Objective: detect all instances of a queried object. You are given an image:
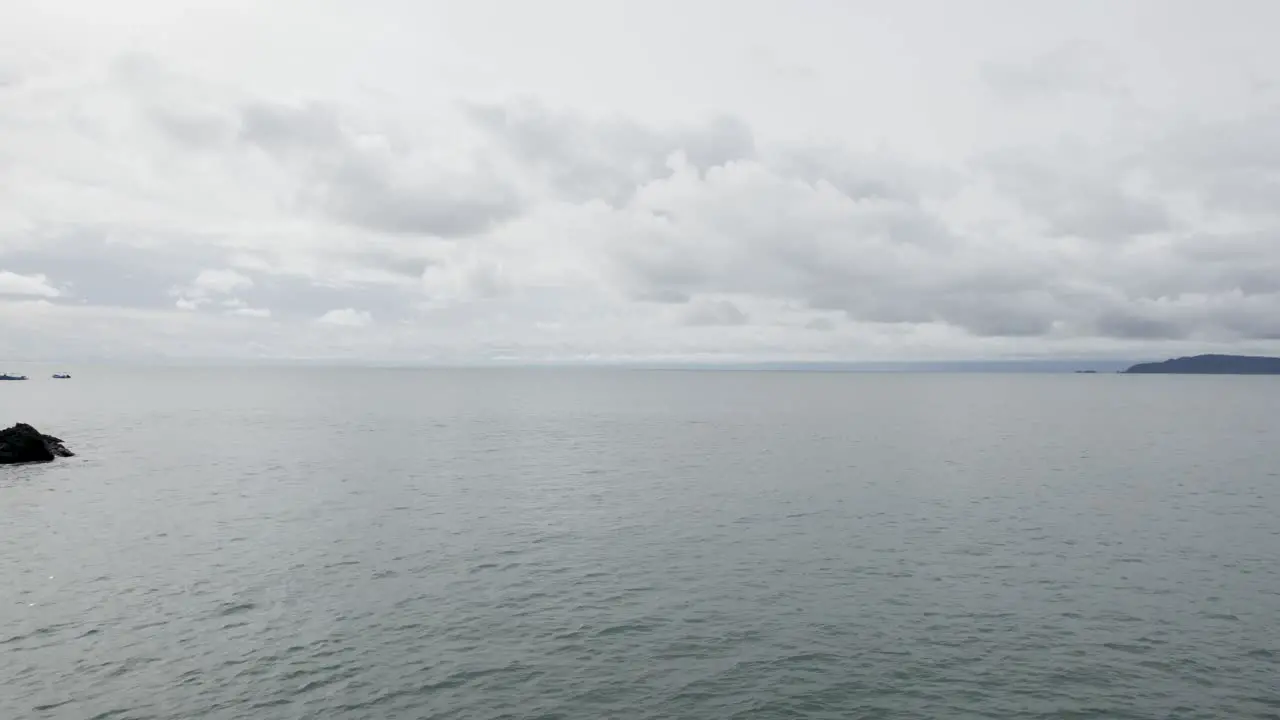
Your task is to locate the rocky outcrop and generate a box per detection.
[0,424,75,464]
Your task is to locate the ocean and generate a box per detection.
[2,368,1278,719]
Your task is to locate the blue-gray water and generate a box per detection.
[3,369,1279,719]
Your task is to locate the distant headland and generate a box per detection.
[1123,354,1280,374]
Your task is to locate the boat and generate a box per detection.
[52,373,71,379]
[0,373,29,381]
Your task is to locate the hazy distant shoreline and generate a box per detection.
[0,359,1138,373]
[9,355,1280,374]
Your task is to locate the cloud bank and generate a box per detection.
[4,1,1280,362]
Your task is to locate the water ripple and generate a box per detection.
[3,370,1280,718]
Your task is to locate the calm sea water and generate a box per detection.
[2,368,1279,719]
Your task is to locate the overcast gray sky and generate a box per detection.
[4,0,1280,362]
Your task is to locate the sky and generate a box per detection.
[3,0,1280,363]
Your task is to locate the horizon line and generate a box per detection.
[11,353,1277,371]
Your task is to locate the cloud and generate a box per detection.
[983,42,1128,102]
[316,308,372,327]
[419,250,511,306]
[805,317,837,332]
[587,154,997,330]
[683,298,749,327]
[1146,108,1280,219]
[170,268,254,309]
[5,3,1280,362]
[467,100,756,205]
[0,270,60,297]
[980,144,1172,239]
[191,269,253,295]
[237,100,522,237]
[228,306,271,318]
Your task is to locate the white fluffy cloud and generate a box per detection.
[170,268,253,310]
[191,269,252,296]
[316,308,372,328]
[4,1,1280,362]
[228,306,271,319]
[0,271,60,297]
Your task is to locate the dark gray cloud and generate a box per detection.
[598,156,1032,335]
[804,280,1062,338]
[574,119,1280,344]
[683,298,748,327]
[353,252,427,280]
[318,152,520,238]
[0,226,228,309]
[1094,311,1188,340]
[239,101,346,153]
[152,109,237,148]
[238,100,522,237]
[109,69,523,239]
[0,225,423,323]
[805,317,836,332]
[1088,290,1280,342]
[111,52,241,150]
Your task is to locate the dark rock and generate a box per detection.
[0,423,75,465]
[1124,354,1280,374]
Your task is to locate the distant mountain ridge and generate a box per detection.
[1124,354,1280,374]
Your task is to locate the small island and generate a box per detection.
[1123,354,1280,374]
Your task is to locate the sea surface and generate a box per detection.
[2,368,1279,719]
